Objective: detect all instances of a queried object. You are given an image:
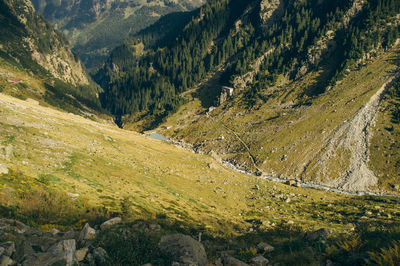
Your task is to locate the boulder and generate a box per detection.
[61,231,77,240]
[100,217,122,230]
[0,242,15,257]
[158,234,207,266]
[79,223,96,244]
[306,228,329,241]
[256,242,274,253]
[49,229,60,236]
[75,247,88,262]
[47,240,76,266]
[0,255,14,266]
[250,256,269,266]
[0,219,32,235]
[92,247,109,266]
[0,164,8,175]
[221,255,249,266]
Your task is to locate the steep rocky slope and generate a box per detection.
[0,0,105,118]
[0,0,89,85]
[31,0,205,68]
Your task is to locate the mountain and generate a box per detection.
[31,0,206,69]
[1,0,400,264]
[0,0,105,117]
[96,0,400,193]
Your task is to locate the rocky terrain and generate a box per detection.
[1,0,89,86]
[0,0,105,118]
[0,217,366,266]
[0,0,399,265]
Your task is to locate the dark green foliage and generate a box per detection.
[95,224,173,266]
[331,0,400,85]
[31,0,201,69]
[44,79,104,113]
[97,0,400,128]
[387,79,400,124]
[96,0,256,125]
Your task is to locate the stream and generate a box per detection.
[148,132,399,198]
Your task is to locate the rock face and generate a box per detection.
[158,234,208,266]
[47,239,76,266]
[260,0,283,25]
[1,0,89,86]
[79,223,96,244]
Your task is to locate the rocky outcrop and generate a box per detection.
[158,234,208,266]
[1,0,90,86]
[260,0,283,25]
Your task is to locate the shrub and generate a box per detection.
[368,241,400,266]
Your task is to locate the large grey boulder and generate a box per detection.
[221,255,249,266]
[47,240,76,266]
[100,217,122,230]
[79,223,96,246]
[158,234,207,266]
[256,242,274,253]
[250,256,269,266]
[306,228,329,241]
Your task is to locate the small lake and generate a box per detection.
[149,132,170,141]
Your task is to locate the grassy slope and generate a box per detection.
[157,44,400,193]
[0,91,399,238]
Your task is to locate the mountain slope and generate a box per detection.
[97,0,400,193]
[0,0,105,118]
[31,0,205,69]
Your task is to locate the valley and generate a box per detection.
[31,0,206,69]
[0,0,400,264]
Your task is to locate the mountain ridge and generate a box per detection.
[0,0,106,118]
[31,0,206,69]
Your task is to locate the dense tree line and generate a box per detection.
[332,0,400,84]
[96,0,400,126]
[96,0,256,121]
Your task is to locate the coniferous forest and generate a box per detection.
[94,0,400,128]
